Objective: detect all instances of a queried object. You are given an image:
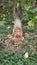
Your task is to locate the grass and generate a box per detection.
[0,23,37,65]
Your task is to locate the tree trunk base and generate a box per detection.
[7,27,24,45]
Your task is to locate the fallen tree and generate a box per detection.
[8,1,24,45]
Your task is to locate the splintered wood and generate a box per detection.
[12,27,24,44]
[7,18,24,44]
[8,27,24,44]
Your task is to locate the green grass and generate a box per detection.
[0,50,37,65]
[0,21,37,65]
[0,21,6,26]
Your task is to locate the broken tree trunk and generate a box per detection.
[8,1,24,45]
[12,2,24,44]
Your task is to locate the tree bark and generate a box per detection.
[7,1,24,45]
[12,1,24,44]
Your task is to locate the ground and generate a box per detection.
[0,25,37,65]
